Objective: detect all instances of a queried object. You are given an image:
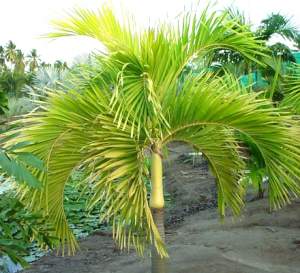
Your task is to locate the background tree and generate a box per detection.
[211,12,300,80]
[0,46,6,71]
[256,13,299,41]
[27,49,40,72]
[0,91,8,114]
[14,49,25,74]
[5,41,17,68]
[54,60,68,70]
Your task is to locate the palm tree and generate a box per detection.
[14,49,25,74]
[9,6,300,273]
[40,61,51,68]
[211,12,299,79]
[256,13,299,41]
[0,46,6,70]
[27,49,40,71]
[5,41,17,68]
[54,60,68,70]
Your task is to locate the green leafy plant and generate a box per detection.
[256,13,299,41]
[0,91,8,114]
[0,140,44,188]
[281,63,300,113]
[64,170,109,237]
[0,194,56,269]
[7,5,300,273]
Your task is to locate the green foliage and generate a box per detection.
[256,13,299,41]
[0,194,56,269]
[0,41,70,272]
[281,63,300,113]
[22,67,68,100]
[64,170,109,238]
[0,137,44,188]
[0,70,33,97]
[0,40,68,106]
[269,43,296,62]
[3,97,35,119]
[0,91,8,114]
[0,169,109,271]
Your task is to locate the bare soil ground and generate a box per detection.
[23,144,300,273]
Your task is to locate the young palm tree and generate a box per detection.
[9,6,300,273]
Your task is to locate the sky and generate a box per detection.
[1,0,300,64]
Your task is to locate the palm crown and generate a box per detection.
[9,6,300,258]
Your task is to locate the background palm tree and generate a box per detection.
[8,6,300,273]
[211,12,300,79]
[256,13,299,41]
[5,41,17,68]
[40,61,51,68]
[14,49,25,74]
[54,60,68,70]
[27,49,40,72]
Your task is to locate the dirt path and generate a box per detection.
[23,144,300,273]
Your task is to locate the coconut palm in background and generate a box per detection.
[8,6,300,273]
[5,41,17,67]
[14,50,26,74]
[27,49,40,72]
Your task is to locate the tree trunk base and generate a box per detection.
[151,208,167,273]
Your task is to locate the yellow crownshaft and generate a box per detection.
[150,144,164,209]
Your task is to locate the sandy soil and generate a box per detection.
[22,144,300,273]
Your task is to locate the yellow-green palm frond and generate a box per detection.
[281,63,300,113]
[163,74,300,212]
[8,84,166,256]
[49,5,139,54]
[164,125,246,216]
[6,87,110,254]
[177,7,266,63]
[82,114,166,256]
[48,5,269,139]
[49,5,267,101]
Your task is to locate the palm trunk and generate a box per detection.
[151,208,166,273]
[150,144,167,273]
